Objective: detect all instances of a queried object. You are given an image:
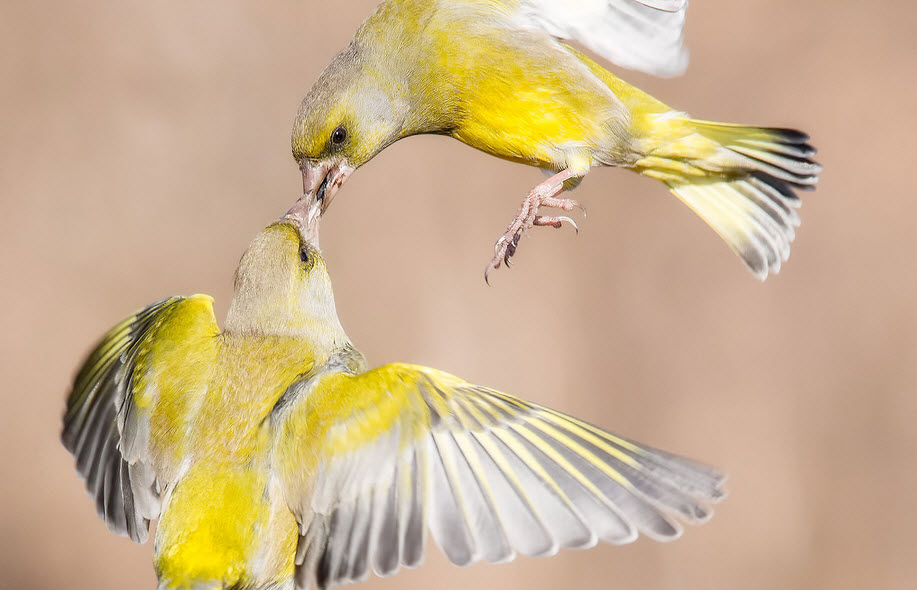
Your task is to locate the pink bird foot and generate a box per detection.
[485,169,585,284]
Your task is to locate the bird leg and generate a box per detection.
[485,168,585,283]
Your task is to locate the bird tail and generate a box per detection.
[633,116,821,279]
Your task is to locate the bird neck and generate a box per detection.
[223,307,350,357]
[223,283,351,359]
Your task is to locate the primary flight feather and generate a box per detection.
[291,0,820,280]
[62,207,725,590]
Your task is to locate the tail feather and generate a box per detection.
[636,118,821,279]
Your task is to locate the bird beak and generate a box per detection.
[301,159,355,215]
[283,193,322,249]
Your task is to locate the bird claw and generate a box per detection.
[574,201,587,219]
[485,232,521,284]
[484,259,499,286]
[541,196,586,218]
[565,216,580,233]
[483,169,586,284]
[533,215,578,234]
[505,233,520,266]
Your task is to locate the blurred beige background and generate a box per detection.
[2,1,915,589]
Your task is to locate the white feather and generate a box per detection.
[515,0,689,76]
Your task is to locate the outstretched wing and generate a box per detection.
[510,0,689,76]
[61,295,219,543]
[275,362,725,590]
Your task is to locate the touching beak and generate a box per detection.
[283,194,322,248]
[286,159,355,247]
[301,159,355,214]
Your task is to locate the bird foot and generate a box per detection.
[485,170,584,284]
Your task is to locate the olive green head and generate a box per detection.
[225,222,346,348]
[290,41,411,213]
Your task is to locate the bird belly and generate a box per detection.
[453,77,628,170]
[154,464,298,590]
[442,30,632,170]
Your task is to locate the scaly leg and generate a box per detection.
[485,168,585,283]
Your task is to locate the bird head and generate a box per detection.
[225,215,348,354]
[290,42,408,214]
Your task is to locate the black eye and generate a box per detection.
[300,249,309,264]
[330,126,347,146]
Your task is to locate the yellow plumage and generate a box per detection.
[291,0,820,279]
[62,218,725,590]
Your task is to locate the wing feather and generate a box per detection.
[61,295,218,543]
[346,491,373,583]
[450,431,514,563]
[371,470,400,576]
[467,429,555,556]
[279,363,725,589]
[513,0,690,76]
[403,444,428,567]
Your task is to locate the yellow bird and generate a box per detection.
[291,0,820,280]
[62,206,725,590]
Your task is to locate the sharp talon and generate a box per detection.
[485,259,502,285]
[493,236,506,257]
[559,216,578,233]
[533,215,578,232]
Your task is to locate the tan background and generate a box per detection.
[2,1,915,589]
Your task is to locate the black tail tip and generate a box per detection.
[767,127,811,144]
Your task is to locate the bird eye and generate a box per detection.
[300,249,310,264]
[330,126,347,146]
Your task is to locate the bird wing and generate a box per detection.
[61,295,220,543]
[275,362,725,590]
[507,0,689,76]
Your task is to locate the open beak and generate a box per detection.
[301,159,355,215]
[284,159,354,247]
[283,194,322,247]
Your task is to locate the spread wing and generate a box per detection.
[275,362,725,590]
[61,295,219,543]
[511,0,689,76]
